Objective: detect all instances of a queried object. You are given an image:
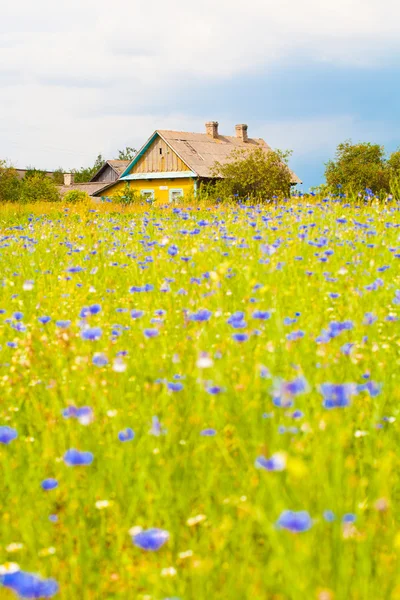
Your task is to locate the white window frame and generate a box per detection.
[140,189,155,201]
[169,188,184,203]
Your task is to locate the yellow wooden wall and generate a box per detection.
[132,137,190,173]
[98,177,195,203]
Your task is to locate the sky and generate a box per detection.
[1,0,399,190]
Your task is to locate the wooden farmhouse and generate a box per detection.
[93,122,301,202]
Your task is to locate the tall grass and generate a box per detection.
[0,199,399,599]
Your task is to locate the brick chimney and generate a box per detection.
[205,121,219,139]
[235,124,248,142]
[63,172,75,186]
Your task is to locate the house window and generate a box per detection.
[169,188,183,203]
[140,189,155,202]
[159,147,163,155]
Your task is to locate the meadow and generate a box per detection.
[0,198,399,599]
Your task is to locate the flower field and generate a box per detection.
[0,200,399,599]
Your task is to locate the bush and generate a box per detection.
[0,163,21,203]
[63,190,91,204]
[111,183,141,205]
[325,141,392,196]
[20,173,61,203]
[211,147,293,201]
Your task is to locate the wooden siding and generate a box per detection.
[132,136,190,173]
[92,164,118,183]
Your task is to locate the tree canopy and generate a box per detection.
[324,140,400,196]
[211,147,293,201]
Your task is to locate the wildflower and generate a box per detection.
[132,528,169,551]
[22,281,34,291]
[196,353,213,368]
[63,449,93,466]
[232,333,248,342]
[200,428,217,436]
[276,510,312,532]
[321,383,357,408]
[342,513,356,523]
[38,316,51,325]
[112,357,127,372]
[81,327,102,341]
[92,353,108,367]
[186,514,207,526]
[323,510,336,522]
[118,428,135,442]
[0,570,59,598]
[13,312,23,321]
[41,479,58,491]
[0,426,18,444]
[252,310,271,320]
[272,377,307,408]
[95,500,111,510]
[144,328,159,338]
[255,452,286,471]
[188,309,212,322]
[130,309,144,319]
[167,382,184,392]
[55,320,71,329]
[149,416,166,436]
[341,342,354,356]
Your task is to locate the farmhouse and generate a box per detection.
[93,122,301,202]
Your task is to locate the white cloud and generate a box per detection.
[0,0,399,169]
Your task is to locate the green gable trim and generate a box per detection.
[121,171,196,180]
[120,132,159,178]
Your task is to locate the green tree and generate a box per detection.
[211,147,293,201]
[117,146,136,161]
[20,173,60,203]
[63,190,91,203]
[325,141,390,196]
[388,149,400,177]
[74,154,104,183]
[0,161,21,203]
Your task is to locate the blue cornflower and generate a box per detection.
[188,309,212,322]
[144,328,159,338]
[66,266,84,273]
[276,510,312,533]
[167,382,184,392]
[252,310,271,320]
[131,309,144,319]
[342,513,356,523]
[341,343,354,356]
[321,383,357,408]
[0,570,59,598]
[132,528,169,551]
[55,320,71,329]
[118,428,135,442]
[272,377,307,408]
[41,478,58,491]
[168,245,179,256]
[200,428,217,436]
[92,353,108,367]
[0,426,18,444]
[89,304,101,314]
[232,333,248,342]
[81,327,102,341]
[255,453,286,471]
[13,311,24,321]
[149,416,166,436]
[63,448,93,466]
[323,510,336,522]
[38,316,51,325]
[207,385,223,395]
[357,380,381,397]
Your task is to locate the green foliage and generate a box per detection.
[111,182,140,205]
[20,173,61,203]
[52,168,65,185]
[74,154,104,183]
[63,190,91,204]
[324,140,392,195]
[0,162,21,203]
[117,146,137,161]
[211,147,293,201]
